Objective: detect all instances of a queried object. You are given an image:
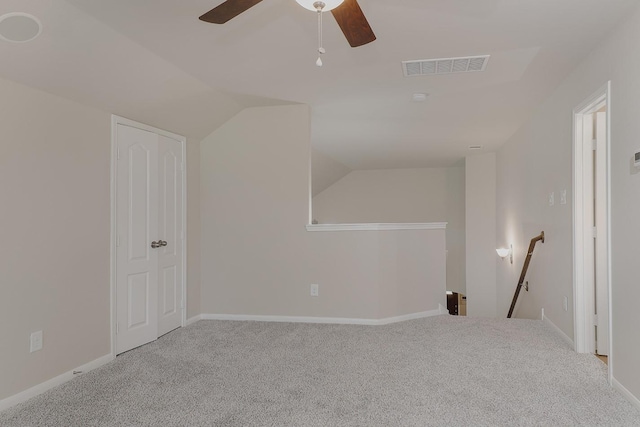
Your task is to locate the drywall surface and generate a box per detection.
[199,105,446,320]
[310,148,351,197]
[445,165,467,295]
[186,139,201,319]
[496,3,640,402]
[312,167,466,294]
[0,77,202,403]
[465,153,497,318]
[0,77,111,401]
[313,168,448,223]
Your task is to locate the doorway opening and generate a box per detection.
[573,82,612,382]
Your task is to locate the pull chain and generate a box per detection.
[315,2,326,66]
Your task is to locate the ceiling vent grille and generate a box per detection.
[402,55,490,77]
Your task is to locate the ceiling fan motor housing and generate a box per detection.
[296,0,345,12]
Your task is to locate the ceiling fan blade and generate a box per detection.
[331,0,376,48]
[199,0,264,24]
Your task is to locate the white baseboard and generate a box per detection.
[378,306,447,325]
[439,303,449,315]
[0,353,113,413]
[542,310,574,348]
[612,377,640,411]
[186,314,202,326]
[201,307,445,326]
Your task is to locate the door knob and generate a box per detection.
[151,241,162,249]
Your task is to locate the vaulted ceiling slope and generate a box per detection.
[0,0,289,141]
[2,1,637,166]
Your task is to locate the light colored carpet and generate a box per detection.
[2,315,639,426]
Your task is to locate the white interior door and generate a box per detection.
[573,85,611,365]
[594,112,609,356]
[116,124,159,354]
[115,122,185,354]
[158,134,183,337]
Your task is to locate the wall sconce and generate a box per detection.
[496,244,513,264]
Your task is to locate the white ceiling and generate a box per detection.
[1,0,637,168]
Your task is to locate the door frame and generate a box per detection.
[572,82,612,383]
[110,115,187,358]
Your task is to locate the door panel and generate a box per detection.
[128,272,150,328]
[161,266,177,316]
[157,134,183,336]
[128,144,152,261]
[116,124,159,354]
[162,151,178,257]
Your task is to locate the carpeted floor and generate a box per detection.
[2,315,639,426]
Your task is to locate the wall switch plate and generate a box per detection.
[310,284,319,297]
[30,331,43,353]
[548,192,555,206]
[560,190,567,205]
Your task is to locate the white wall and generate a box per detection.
[186,140,201,319]
[0,77,111,401]
[445,165,467,295]
[496,4,640,403]
[313,168,449,223]
[199,105,446,320]
[465,153,497,318]
[312,167,466,294]
[0,77,203,403]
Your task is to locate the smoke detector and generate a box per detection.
[402,55,490,77]
[0,13,42,43]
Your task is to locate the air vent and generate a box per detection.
[402,55,490,77]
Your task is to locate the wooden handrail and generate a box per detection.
[507,231,545,318]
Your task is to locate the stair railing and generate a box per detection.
[507,231,545,318]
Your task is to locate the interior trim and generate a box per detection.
[612,377,640,411]
[305,222,447,232]
[198,305,448,326]
[542,308,574,348]
[186,315,202,326]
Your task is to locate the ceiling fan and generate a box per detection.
[199,0,376,48]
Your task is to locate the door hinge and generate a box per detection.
[117,147,121,159]
[592,139,597,151]
[592,226,597,238]
[116,235,120,247]
[593,314,598,326]
[181,162,184,172]
[116,322,119,335]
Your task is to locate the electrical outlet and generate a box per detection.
[310,284,319,297]
[563,296,568,312]
[548,192,555,206]
[30,331,43,353]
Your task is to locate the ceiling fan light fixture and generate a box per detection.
[296,0,345,12]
